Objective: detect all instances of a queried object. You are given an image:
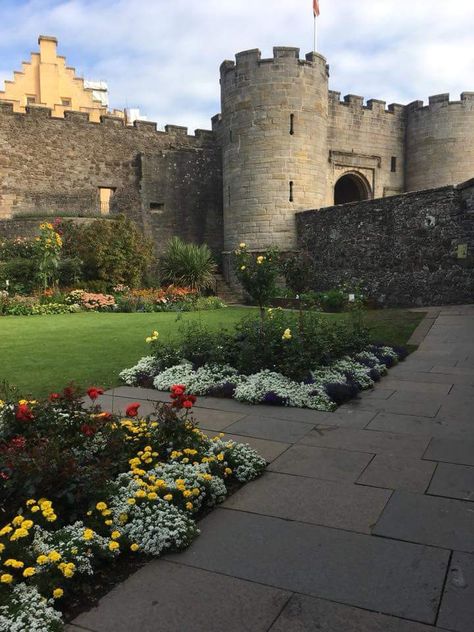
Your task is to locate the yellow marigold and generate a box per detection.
[48,551,61,562]
[83,529,95,541]
[23,567,36,578]
[217,453,225,461]
[225,468,233,475]
[130,543,139,552]
[53,588,64,599]
[192,488,201,496]
[30,506,40,513]
[12,516,24,527]
[0,525,12,536]
[22,520,33,530]
[10,528,28,541]
[26,499,36,507]
[105,520,113,526]
[182,490,192,498]
[101,509,112,516]
[0,574,13,584]
[111,531,121,540]
[63,567,74,578]
[0,543,4,553]
[108,541,119,551]
[147,492,158,501]
[4,559,24,568]
[45,514,57,522]
[18,399,28,406]
[36,555,49,565]
[163,494,173,502]
[127,498,136,505]
[185,502,193,511]
[135,490,146,498]
[96,502,107,511]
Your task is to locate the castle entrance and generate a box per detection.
[334,173,371,205]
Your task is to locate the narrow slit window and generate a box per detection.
[289,113,295,135]
[228,186,231,205]
[229,129,233,142]
[289,181,294,202]
[391,156,397,173]
[61,98,71,107]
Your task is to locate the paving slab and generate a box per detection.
[168,508,449,624]
[200,430,290,463]
[299,426,430,458]
[188,406,246,430]
[373,491,474,552]
[225,415,315,443]
[357,388,396,400]
[357,454,436,492]
[73,560,290,632]
[380,378,452,395]
[430,366,474,379]
[367,412,474,439]
[423,438,474,466]
[384,370,472,386]
[268,444,373,482]
[108,386,169,401]
[344,392,443,418]
[427,463,474,501]
[317,408,377,428]
[223,471,390,534]
[270,594,445,632]
[438,552,474,632]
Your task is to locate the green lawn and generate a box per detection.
[0,307,424,398]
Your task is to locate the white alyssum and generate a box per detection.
[207,439,267,481]
[332,358,375,389]
[153,362,195,391]
[119,355,161,385]
[0,583,63,632]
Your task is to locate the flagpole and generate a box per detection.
[313,14,317,52]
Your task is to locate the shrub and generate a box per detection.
[234,243,280,317]
[0,237,37,261]
[0,259,38,294]
[57,257,83,286]
[318,288,347,312]
[61,215,154,288]
[159,237,217,292]
[280,251,313,295]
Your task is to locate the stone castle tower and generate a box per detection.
[215,47,474,257]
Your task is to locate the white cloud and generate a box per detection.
[0,0,473,130]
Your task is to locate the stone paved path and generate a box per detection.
[68,305,474,632]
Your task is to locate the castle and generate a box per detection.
[0,38,473,304]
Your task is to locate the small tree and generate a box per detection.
[234,243,280,319]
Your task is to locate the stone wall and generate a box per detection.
[327,93,406,202]
[296,181,474,307]
[0,104,222,254]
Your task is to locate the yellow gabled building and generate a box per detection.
[0,35,124,123]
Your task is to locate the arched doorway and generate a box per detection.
[334,172,371,205]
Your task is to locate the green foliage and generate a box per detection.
[61,215,154,288]
[0,237,37,261]
[280,251,313,295]
[318,288,348,312]
[58,257,83,286]
[233,243,280,315]
[159,237,217,291]
[0,259,38,294]
[35,221,63,290]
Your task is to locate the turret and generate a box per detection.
[219,47,329,253]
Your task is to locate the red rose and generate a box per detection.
[87,387,104,401]
[182,400,193,409]
[16,404,34,422]
[125,403,140,418]
[49,393,61,401]
[80,424,96,437]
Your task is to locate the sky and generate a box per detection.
[0,0,473,132]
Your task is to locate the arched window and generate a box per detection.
[334,172,371,205]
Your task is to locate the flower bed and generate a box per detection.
[0,386,265,630]
[119,310,406,411]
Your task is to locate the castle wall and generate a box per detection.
[219,47,329,253]
[327,94,406,202]
[296,181,474,307]
[0,104,222,254]
[406,93,474,192]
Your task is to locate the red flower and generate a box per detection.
[87,387,104,401]
[49,392,61,401]
[16,404,34,422]
[182,400,193,409]
[9,436,26,450]
[98,411,113,421]
[125,403,140,418]
[80,424,96,437]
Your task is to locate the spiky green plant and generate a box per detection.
[159,237,217,292]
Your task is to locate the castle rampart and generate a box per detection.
[406,93,474,192]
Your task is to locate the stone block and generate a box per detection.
[373,490,474,552]
[168,509,449,623]
[438,552,474,632]
[268,444,373,482]
[357,454,436,492]
[226,415,315,443]
[423,438,474,466]
[73,560,290,632]
[224,471,390,533]
[427,463,474,501]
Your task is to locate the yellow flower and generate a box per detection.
[96,502,107,511]
[152,331,159,338]
[163,494,173,502]
[10,528,28,541]
[53,588,64,599]
[256,255,265,264]
[22,520,33,530]
[130,543,139,552]
[48,551,61,562]
[4,559,24,568]
[71,547,78,555]
[111,531,121,540]
[101,509,112,516]
[12,516,24,527]
[147,492,158,501]
[108,541,119,551]
[217,453,225,461]
[127,498,136,505]
[119,513,128,524]
[145,337,153,343]
[0,400,4,408]
[0,525,12,536]
[0,574,13,584]
[225,468,233,475]
[282,328,292,340]
[0,543,4,553]
[46,514,57,522]
[182,490,192,498]
[239,242,246,249]
[185,502,193,511]
[105,520,113,526]
[31,506,40,513]
[18,399,28,406]
[23,567,36,578]
[25,499,36,507]
[36,555,48,565]
[240,265,246,271]
[63,567,74,578]
[83,529,95,541]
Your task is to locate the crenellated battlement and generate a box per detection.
[0,100,215,142]
[328,92,405,117]
[220,47,328,77]
[407,92,474,113]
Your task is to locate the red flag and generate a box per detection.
[313,0,320,17]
